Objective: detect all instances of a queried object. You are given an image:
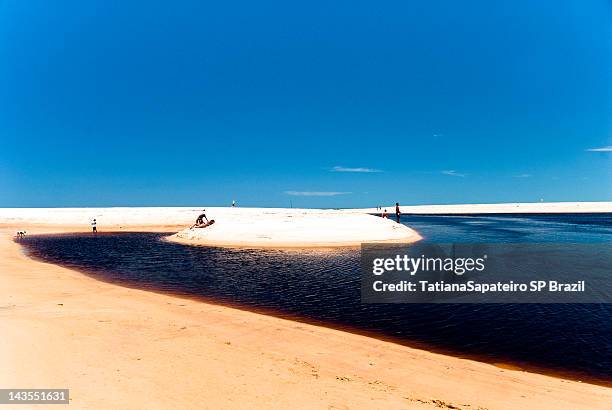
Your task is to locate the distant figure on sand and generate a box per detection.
[232,200,236,207]
[91,218,97,233]
[382,209,388,219]
[395,202,401,223]
[16,230,26,239]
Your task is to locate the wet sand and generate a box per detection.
[1,224,611,409]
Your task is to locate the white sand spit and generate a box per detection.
[0,207,421,247]
[169,209,420,247]
[357,201,612,215]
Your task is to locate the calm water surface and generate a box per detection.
[20,213,612,384]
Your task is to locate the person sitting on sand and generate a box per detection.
[191,210,210,228]
[196,210,208,225]
[382,209,388,219]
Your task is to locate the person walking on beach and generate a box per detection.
[232,200,236,207]
[395,202,401,223]
[91,218,97,233]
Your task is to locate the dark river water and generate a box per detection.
[19,213,612,385]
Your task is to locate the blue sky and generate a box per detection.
[1,0,610,207]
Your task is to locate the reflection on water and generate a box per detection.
[20,213,612,385]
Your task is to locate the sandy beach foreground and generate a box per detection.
[1,220,611,409]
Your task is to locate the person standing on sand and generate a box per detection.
[91,218,97,233]
[395,202,401,223]
[232,200,236,207]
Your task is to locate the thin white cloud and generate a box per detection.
[441,170,467,177]
[514,173,532,178]
[331,166,382,173]
[285,191,351,197]
[586,146,612,152]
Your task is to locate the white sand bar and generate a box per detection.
[358,201,612,215]
[0,207,421,247]
[169,209,420,247]
[1,201,609,247]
